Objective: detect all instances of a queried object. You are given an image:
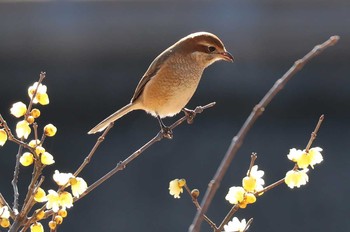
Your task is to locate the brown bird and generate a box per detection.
[88,32,233,137]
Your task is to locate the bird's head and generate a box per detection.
[174,32,234,67]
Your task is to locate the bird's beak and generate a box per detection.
[219,51,234,62]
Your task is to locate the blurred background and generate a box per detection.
[0,0,349,231]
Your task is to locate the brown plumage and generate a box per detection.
[88,32,233,135]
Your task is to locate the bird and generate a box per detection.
[88,32,233,137]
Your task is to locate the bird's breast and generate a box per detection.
[141,56,204,117]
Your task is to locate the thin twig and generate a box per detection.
[223,115,324,230]
[0,115,35,153]
[22,205,46,231]
[21,176,45,219]
[217,204,240,231]
[9,72,47,232]
[9,163,44,232]
[40,134,46,146]
[305,115,324,152]
[75,102,215,201]
[216,154,257,231]
[12,145,23,215]
[0,71,45,150]
[73,122,115,177]
[25,72,46,119]
[0,193,15,219]
[189,35,339,232]
[257,178,285,195]
[8,72,46,220]
[40,103,216,221]
[257,115,325,193]
[0,114,34,212]
[21,164,44,217]
[19,176,45,232]
[243,218,254,232]
[56,123,114,193]
[33,123,38,142]
[247,153,257,177]
[183,185,217,230]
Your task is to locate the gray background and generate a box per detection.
[0,1,349,231]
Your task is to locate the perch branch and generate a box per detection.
[189,35,339,232]
[41,102,216,220]
[75,102,215,200]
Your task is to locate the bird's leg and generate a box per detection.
[157,115,173,139]
[182,108,196,124]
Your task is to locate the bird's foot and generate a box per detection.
[161,126,173,139]
[182,108,196,124]
[156,115,173,139]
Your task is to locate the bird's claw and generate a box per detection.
[182,108,196,124]
[161,127,173,139]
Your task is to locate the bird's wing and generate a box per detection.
[131,49,173,102]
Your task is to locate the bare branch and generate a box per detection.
[217,204,240,232]
[25,72,46,119]
[74,102,215,201]
[244,218,254,232]
[12,145,24,215]
[183,185,217,230]
[189,35,339,232]
[7,72,47,232]
[0,115,35,153]
[39,103,216,222]
[20,177,45,231]
[21,163,44,218]
[305,114,324,152]
[33,123,38,142]
[73,122,115,177]
[247,153,257,177]
[10,164,44,232]
[21,176,45,218]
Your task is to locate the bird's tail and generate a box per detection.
[88,102,140,134]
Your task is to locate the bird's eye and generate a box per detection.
[207,46,216,53]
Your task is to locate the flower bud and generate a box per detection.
[54,215,63,225]
[48,221,57,230]
[44,124,57,137]
[30,222,44,232]
[30,108,41,118]
[191,189,200,199]
[58,209,68,218]
[178,179,186,187]
[35,210,45,220]
[26,116,35,124]
[0,218,10,228]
